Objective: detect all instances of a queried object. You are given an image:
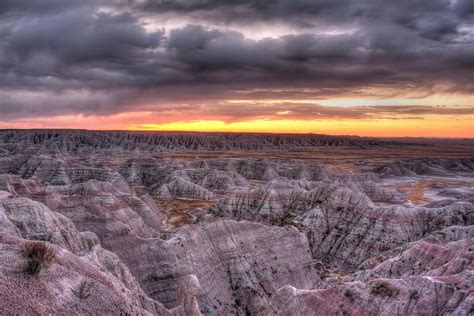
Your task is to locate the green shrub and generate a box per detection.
[371,280,398,298]
[344,289,356,303]
[22,242,55,276]
[409,289,420,300]
[24,258,42,275]
[72,280,92,299]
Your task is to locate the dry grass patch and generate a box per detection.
[154,198,217,229]
[152,143,474,165]
[22,242,55,276]
[386,178,472,205]
[324,163,358,174]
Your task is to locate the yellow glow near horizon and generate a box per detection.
[128,115,474,138]
[1,103,472,137]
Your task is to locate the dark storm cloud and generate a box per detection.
[8,11,162,63]
[193,103,474,122]
[453,0,474,17]
[139,0,472,33]
[0,0,472,119]
[0,0,94,15]
[139,0,359,26]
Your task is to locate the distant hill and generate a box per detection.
[0,129,433,152]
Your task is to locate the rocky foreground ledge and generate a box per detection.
[0,130,472,315]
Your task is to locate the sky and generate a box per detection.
[0,0,473,137]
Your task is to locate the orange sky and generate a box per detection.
[2,92,472,137]
[3,90,473,136]
[2,112,472,138]
[2,1,473,138]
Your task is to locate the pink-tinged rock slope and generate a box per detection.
[0,130,472,315]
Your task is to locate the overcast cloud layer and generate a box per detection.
[0,0,473,122]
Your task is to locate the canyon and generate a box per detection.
[0,130,472,315]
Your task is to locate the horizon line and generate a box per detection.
[1,128,473,140]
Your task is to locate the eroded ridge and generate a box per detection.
[0,130,472,315]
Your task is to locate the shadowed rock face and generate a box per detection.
[103,219,315,314]
[0,129,425,153]
[0,197,198,315]
[0,130,473,315]
[375,158,474,177]
[271,225,474,315]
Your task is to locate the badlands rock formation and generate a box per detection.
[0,129,417,152]
[0,130,472,315]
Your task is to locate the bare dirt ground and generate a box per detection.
[384,178,474,204]
[152,141,474,172]
[154,199,217,230]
